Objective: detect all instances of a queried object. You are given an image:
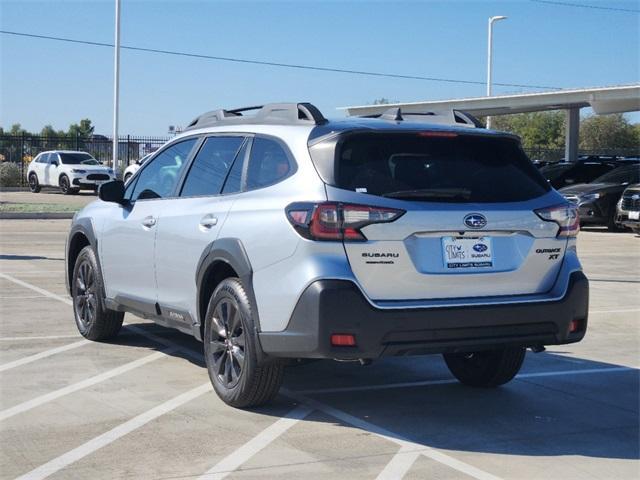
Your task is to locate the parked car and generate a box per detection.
[65,103,588,408]
[616,184,640,233]
[27,151,115,195]
[540,161,618,190]
[559,164,640,230]
[123,153,152,184]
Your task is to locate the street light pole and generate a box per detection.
[112,0,121,174]
[486,15,507,129]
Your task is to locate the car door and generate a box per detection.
[99,138,198,313]
[32,153,48,181]
[154,135,248,323]
[43,153,60,186]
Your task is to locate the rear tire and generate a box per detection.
[443,347,526,387]
[71,246,124,341]
[28,173,41,193]
[204,278,283,408]
[607,210,621,232]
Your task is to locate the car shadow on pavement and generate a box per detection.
[0,254,64,261]
[112,321,639,462]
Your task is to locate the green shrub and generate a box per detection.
[0,162,23,187]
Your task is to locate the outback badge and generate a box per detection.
[464,213,487,229]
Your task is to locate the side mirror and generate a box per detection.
[98,180,126,205]
[51,161,58,167]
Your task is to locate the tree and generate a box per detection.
[10,123,27,135]
[67,119,94,139]
[579,114,639,151]
[490,112,565,150]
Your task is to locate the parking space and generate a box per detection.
[1,219,638,480]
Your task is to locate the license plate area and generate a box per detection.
[629,211,639,220]
[442,236,493,269]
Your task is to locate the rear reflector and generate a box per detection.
[331,333,356,347]
[569,319,582,334]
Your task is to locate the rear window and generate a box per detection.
[317,132,550,203]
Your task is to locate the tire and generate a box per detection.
[71,245,124,341]
[607,210,621,232]
[59,174,78,195]
[204,278,283,408]
[28,173,41,193]
[443,347,526,387]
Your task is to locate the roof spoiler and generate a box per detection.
[359,107,483,128]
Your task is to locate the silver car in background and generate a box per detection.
[65,103,588,408]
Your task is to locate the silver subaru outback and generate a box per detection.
[65,103,588,408]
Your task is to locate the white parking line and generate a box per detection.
[0,272,72,306]
[197,404,314,480]
[0,335,80,341]
[15,382,213,480]
[296,366,638,395]
[0,339,89,373]
[283,389,502,480]
[0,348,175,422]
[590,308,640,314]
[376,446,420,480]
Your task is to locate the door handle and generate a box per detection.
[142,216,157,228]
[199,214,218,229]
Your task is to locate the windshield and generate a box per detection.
[59,153,99,165]
[592,165,640,184]
[322,132,550,203]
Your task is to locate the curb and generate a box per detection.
[0,212,75,220]
[0,187,31,192]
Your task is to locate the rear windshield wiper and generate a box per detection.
[381,188,472,200]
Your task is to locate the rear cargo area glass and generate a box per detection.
[332,133,550,202]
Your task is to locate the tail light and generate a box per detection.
[535,204,580,237]
[286,202,405,241]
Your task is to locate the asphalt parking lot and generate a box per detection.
[1,219,638,480]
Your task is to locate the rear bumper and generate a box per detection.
[259,271,589,359]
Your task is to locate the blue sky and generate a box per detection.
[1,0,639,135]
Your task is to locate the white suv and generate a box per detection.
[65,103,589,408]
[28,151,115,194]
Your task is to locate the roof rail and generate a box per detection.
[185,102,327,131]
[360,107,482,128]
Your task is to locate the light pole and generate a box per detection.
[486,15,507,129]
[112,0,121,174]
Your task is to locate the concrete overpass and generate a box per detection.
[343,84,640,162]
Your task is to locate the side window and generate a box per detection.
[245,137,293,190]
[37,153,48,163]
[131,138,197,201]
[180,136,245,197]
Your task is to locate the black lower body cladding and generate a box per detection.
[259,272,589,360]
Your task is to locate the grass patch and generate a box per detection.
[0,202,80,213]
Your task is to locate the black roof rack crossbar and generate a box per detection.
[358,107,482,128]
[185,102,327,131]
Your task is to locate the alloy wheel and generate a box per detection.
[209,299,246,389]
[74,260,97,330]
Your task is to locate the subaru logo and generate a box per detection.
[473,243,488,252]
[464,213,487,229]
[632,194,640,200]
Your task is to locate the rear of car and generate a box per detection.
[261,123,588,362]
